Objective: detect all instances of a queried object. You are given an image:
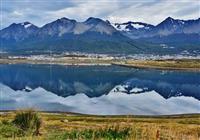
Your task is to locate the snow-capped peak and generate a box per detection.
[111,23,130,31]
[24,23,32,28]
[131,23,144,29]
[21,22,33,28]
[112,21,153,32]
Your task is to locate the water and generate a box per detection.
[0,64,199,115]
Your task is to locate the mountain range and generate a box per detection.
[0,17,199,55]
[112,17,200,38]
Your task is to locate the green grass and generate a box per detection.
[46,127,131,140]
[0,111,199,140]
[115,59,200,71]
[0,122,23,138]
[12,109,42,136]
[0,110,42,139]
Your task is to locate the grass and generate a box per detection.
[46,127,131,140]
[0,121,23,138]
[0,111,199,140]
[0,110,42,139]
[12,109,42,136]
[114,59,200,71]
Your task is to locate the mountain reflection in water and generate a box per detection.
[0,64,199,100]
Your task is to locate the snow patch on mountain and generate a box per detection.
[130,87,143,93]
[111,23,130,31]
[24,23,32,28]
[132,23,144,29]
[112,21,154,32]
[20,22,33,28]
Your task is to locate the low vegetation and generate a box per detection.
[12,109,42,136]
[0,109,41,139]
[0,110,199,140]
[116,59,200,71]
[46,127,131,140]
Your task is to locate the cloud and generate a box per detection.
[1,0,199,29]
[1,0,74,28]
[12,11,23,16]
[107,0,200,25]
[46,0,122,22]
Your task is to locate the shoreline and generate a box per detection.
[0,110,199,118]
[112,62,200,72]
[0,57,200,71]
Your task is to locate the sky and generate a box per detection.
[0,0,199,29]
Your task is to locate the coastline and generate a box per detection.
[0,57,200,71]
[112,62,200,72]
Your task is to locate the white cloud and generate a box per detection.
[46,0,199,25]
[47,0,121,22]
[12,11,23,16]
[107,0,200,25]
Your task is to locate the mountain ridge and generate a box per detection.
[113,17,200,38]
[1,17,146,55]
[0,17,199,55]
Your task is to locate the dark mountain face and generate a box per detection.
[1,17,119,41]
[37,18,77,37]
[84,17,117,35]
[0,17,118,42]
[0,22,39,42]
[85,17,103,25]
[36,17,117,38]
[154,17,200,36]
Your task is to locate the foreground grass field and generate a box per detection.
[0,111,199,140]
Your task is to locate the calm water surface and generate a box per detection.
[0,64,199,115]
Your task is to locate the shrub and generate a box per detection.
[12,109,42,136]
[1,119,10,125]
